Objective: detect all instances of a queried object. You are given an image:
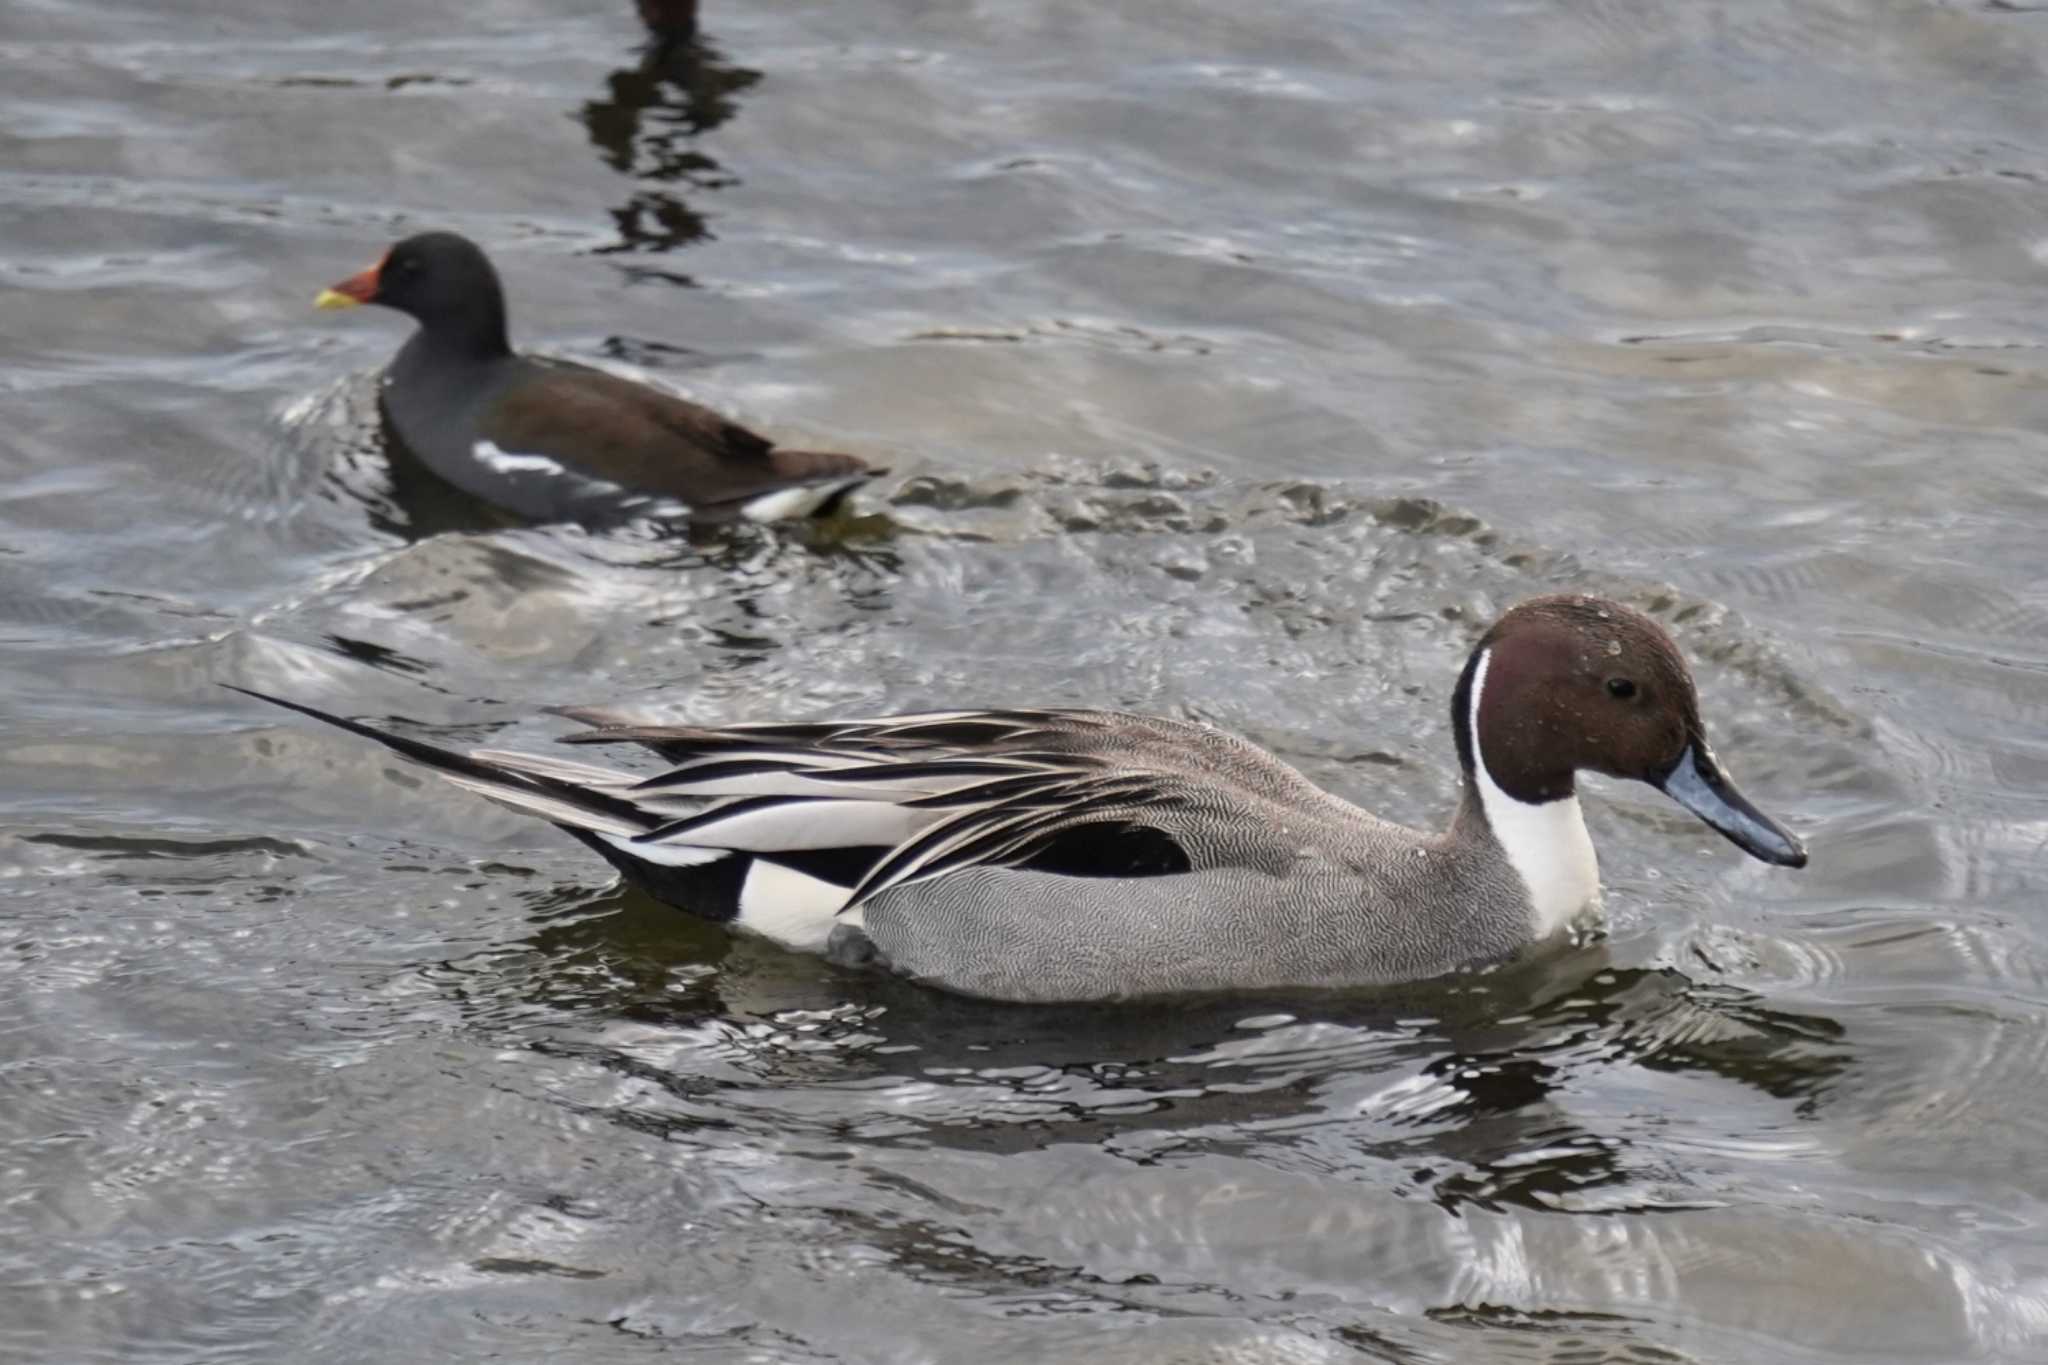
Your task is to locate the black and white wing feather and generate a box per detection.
[235,695,1198,952]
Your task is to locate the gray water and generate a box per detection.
[4,1,2047,1360]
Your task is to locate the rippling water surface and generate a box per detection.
[5,1,2048,1360]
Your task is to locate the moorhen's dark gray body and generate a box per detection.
[317,232,874,525]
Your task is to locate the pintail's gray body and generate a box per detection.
[818,712,1536,1001]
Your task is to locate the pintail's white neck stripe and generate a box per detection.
[1467,647,1601,939]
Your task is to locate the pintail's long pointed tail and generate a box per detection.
[225,683,867,943]
[221,685,651,838]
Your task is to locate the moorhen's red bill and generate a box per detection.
[315,231,875,525]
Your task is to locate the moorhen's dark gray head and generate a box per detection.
[316,231,510,356]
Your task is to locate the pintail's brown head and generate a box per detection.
[1451,594,1807,868]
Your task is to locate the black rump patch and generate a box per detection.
[1015,822,1191,879]
[565,828,748,922]
[770,844,890,888]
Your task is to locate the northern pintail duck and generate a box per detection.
[316,231,875,525]
[232,595,1806,1001]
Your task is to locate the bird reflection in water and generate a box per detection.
[462,881,1852,1220]
[581,1,763,260]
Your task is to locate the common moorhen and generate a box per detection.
[316,231,876,525]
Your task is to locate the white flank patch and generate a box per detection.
[1467,648,1601,939]
[738,478,860,524]
[596,830,731,868]
[735,859,854,950]
[620,494,695,520]
[473,440,566,475]
[475,441,693,520]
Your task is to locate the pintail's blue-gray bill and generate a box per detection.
[1657,743,1807,868]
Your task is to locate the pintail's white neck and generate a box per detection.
[1467,647,1601,938]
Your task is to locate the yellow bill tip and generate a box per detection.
[314,288,361,310]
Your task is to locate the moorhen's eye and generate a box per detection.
[1606,677,1637,700]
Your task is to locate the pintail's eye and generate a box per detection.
[1606,677,1637,700]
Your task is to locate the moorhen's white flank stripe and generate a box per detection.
[472,440,565,476]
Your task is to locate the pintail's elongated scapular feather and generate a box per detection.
[226,688,1193,952]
